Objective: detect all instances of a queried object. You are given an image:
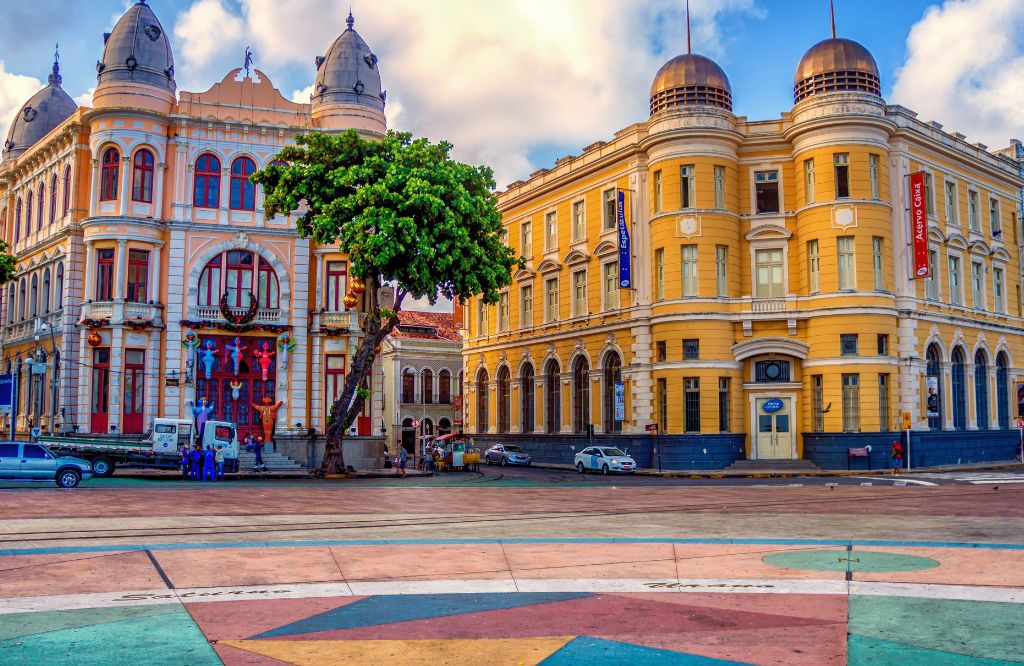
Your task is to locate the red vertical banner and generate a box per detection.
[910,172,929,278]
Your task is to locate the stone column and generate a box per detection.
[149,242,163,306]
[153,162,166,219]
[219,166,230,224]
[88,159,99,217]
[83,241,95,301]
[118,156,131,216]
[114,240,127,300]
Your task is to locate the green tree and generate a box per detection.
[254,130,520,475]
[0,240,15,286]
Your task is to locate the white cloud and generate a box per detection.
[0,62,43,148]
[74,87,95,108]
[891,0,1024,149]
[290,83,314,104]
[173,0,245,78]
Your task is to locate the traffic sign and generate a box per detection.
[1016,418,1024,430]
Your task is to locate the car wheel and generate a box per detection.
[485,455,492,465]
[602,464,610,475]
[576,462,585,474]
[91,457,114,477]
[500,457,507,467]
[526,461,532,467]
[56,469,81,488]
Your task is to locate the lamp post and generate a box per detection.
[35,317,59,435]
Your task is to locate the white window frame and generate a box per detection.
[521,220,533,259]
[872,237,884,291]
[497,291,509,332]
[602,188,617,231]
[544,277,559,323]
[925,246,940,301]
[842,373,860,432]
[989,197,1001,237]
[752,168,782,215]
[715,245,728,297]
[544,211,558,252]
[655,248,665,301]
[993,264,1006,314]
[869,154,880,200]
[653,170,663,213]
[808,239,820,293]
[713,165,725,210]
[804,158,815,204]
[948,252,963,306]
[571,199,586,242]
[837,236,856,291]
[944,180,959,225]
[571,269,587,318]
[968,189,980,232]
[520,284,533,328]
[602,261,619,311]
[834,153,850,199]
[754,248,785,298]
[923,171,935,216]
[970,259,985,310]
[680,165,695,209]
[681,244,698,297]
[478,299,488,336]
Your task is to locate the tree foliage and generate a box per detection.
[0,240,15,286]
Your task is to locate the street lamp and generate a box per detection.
[35,317,59,435]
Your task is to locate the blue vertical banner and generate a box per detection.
[614,381,626,421]
[617,190,632,288]
[0,374,13,416]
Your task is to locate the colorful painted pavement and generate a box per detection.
[1,540,1023,664]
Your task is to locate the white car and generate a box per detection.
[574,446,637,474]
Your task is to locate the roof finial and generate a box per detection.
[49,42,62,86]
[244,46,254,78]
[830,0,836,38]
[346,8,355,30]
[686,0,692,54]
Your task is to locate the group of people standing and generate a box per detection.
[180,444,226,481]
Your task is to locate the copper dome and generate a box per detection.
[794,37,880,103]
[650,54,732,115]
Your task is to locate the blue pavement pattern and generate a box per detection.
[539,636,749,665]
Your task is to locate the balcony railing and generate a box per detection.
[751,298,787,313]
[1,310,64,344]
[195,305,281,322]
[81,301,164,324]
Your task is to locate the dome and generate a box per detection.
[311,11,384,115]
[793,37,879,103]
[2,59,76,162]
[96,0,175,92]
[650,54,732,115]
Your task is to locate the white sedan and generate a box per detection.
[574,447,637,474]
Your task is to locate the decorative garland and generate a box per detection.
[219,291,259,324]
[320,327,350,337]
[80,318,109,329]
[179,319,293,334]
[125,319,154,332]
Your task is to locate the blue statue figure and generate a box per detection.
[199,340,217,380]
[191,397,216,437]
[225,336,247,376]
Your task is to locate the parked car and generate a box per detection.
[484,444,532,466]
[574,446,637,475]
[0,441,94,488]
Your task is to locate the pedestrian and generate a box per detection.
[397,447,408,478]
[423,445,433,472]
[202,445,215,481]
[891,439,904,475]
[215,446,225,480]
[179,445,190,481]
[189,444,202,480]
[253,436,266,472]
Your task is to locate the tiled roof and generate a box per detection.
[392,311,460,341]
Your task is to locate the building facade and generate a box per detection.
[462,34,1024,465]
[0,2,389,443]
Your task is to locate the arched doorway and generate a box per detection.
[521,363,535,434]
[476,368,489,433]
[544,360,560,434]
[572,356,589,433]
[401,417,415,453]
[496,366,511,433]
[603,352,622,434]
[996,352,1010,429]
[438,418,451,435]
[926,344,943,430]
[951,348,966,430]
[974,350,989,430]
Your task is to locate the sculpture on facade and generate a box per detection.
[230,380,243,401]
[182,330,201,384]
[277,332,296,370]
[190,397,216,436]
[251,396,284,444]
[199,340,218,380]
[225,337,247,376]
[253,342,275,382]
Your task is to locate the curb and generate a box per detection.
[527,460,1024,479]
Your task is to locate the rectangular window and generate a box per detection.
[656,340,667,362]
[923,172,934,215]
[680,165,695,209]
[653,171,663,213]
[869,154,880,199]
[925,247,940,300]
[545,277,559,323]
[872,237,884,291]
[95,248,115,301]
[681,245,698,297]
[126,249,149,303]
[544,211,557,251]
[571,270,587,317]
[684,378,700,433]
[603,261,619,311]
[755,170,779,214]
[520,220,533,258]
[716,245,728,297]
[477,300,488,336]
[949,255,962,305]
[968,190,980,231]
[945,181,958,224]
[520,285,533,328]
[713,165,725,209]
[842,373,860,432]
[808,240,820,293]
[325,355,346,418]
[834,153,850,198]
[755,248,784,297]
[755,360,791,383]
[683,339,699,360]
[837,236,856,290]
[657,378,667,432]
[877,334,889,356]
[994,267,1005,314]
[655,248,665,300]
[990,197,1001,236]
[879,373,890,432]
[497,292,509,332]
[804,158,815,204]
[813,375,824,431]
[325,261,347,311]
[572,200,585,241]
[841,333,859,356]
[602,189,617,230]
[718,377,730,432]
[971,261,984,309]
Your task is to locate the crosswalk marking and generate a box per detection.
[910,472,1024,485]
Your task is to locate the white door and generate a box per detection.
[755,398,793,459]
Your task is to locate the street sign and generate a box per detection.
[1016,418,1024,430]
[902,411,913,431]
[645,423,659,432]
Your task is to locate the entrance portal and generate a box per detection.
[755,397,793,459]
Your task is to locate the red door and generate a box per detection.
[194,335,275,441]
[90,348,110,433]
[123,350,145,434]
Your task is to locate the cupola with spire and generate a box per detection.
[93,0,176,112]
[2,47,77,162]
[649,1,732,115]
[310,11,386,134]
[793,2,879,104]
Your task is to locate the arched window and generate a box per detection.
[25,190,32,232]
[100,147,120,201]
[41,268,50,314]
[422,368,433,404]
[131,149,155,203]
[6,285,15,325]
[230,157,256,210]
[257,257,279,309]
[476,368,489,433]
[194,154,221,208]
[197,250,280,309]
[36,185,44,231]
[29,274,38,318]
[521,363,535,434]
[997,352,1010,429]
[496,366,511,433]
[17,279,26,321]
[49,173,57,225]
[545,360,560,434]
[603,352,622,433]
[62,165,71,217]
[572,356,590,433]
[422,418,433,436]
[975,350,989,430]
[14,197,21,243]
[401,368,415,404]
[439,369,451,404]
[55,263,64,310]
[951,348,966,430]
[926,344,943,430]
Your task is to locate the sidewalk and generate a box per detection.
[528,459,1024,478]
[111,468,433,480]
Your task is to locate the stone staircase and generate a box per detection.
[235,450,305,472]
[724,459,822,473]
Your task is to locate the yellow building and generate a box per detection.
[462,34,1024,469]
